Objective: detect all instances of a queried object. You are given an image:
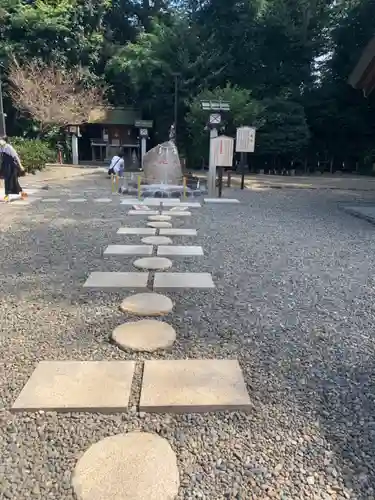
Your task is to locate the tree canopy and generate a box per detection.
[0,0,374,172]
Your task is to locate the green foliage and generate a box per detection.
[186,84,263,165]
[256,97,310,157]
[8,137,56,173]
[0,0,373,170]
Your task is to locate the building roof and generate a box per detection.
[349,36,375,97]
[87,107,142,126]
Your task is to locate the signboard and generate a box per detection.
[139,128,148,137]
[236,126,256,153]
[135,120,153,128]
[212,135,234,167]
[209,113,221,125]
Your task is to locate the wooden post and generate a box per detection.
[227,170,232,187]
[183,176,187,199]
[218,167,223,198]
[240,152,246,190]
[137,175,142,200]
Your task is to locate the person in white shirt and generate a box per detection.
[108,152,125,177]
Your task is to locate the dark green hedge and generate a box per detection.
[8,137,56,173]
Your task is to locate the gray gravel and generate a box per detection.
[1,175,375,499]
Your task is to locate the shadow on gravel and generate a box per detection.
[281,340,375,499]
[316,363,375,497]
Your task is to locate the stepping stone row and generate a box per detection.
[120,198,201,208]
[83,272,215,289]
[103,244,204,256]
[12,195,242,499]
[42,198,115,203]
[116,228,197,236]
[12,360,251,413]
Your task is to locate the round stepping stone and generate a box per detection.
[141,236,173,245]
[72,432,179,500]
[147,221,173,228]
[120,293,173,316]
[112,319,176,352]
[148,215,172,222]
[133,256,172,271]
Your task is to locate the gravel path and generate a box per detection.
[1,175,375,499]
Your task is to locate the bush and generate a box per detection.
[8,137,56,173]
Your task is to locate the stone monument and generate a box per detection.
[119,129,207,197]
[142,141,182,185]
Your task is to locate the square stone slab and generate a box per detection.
[128,210,159,216]
[83,272,149,289]
[140,359,251,413]
[117,227,156,236]
[161,211,191,217]
[159,228,197,236]
[157,246,204,257]
[94,198,112,203]
[104,245,153,256]
[204,198,240,204]
[117,228,156,235]
[142,199,164,206]
[12,361,135,412]
[153,272,214,289]
[179,202,201,208]
[161,199,181,206]
[121,199,145,205]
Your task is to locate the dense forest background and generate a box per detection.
[0,0,375,172]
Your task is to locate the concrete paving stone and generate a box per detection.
[140,359,251,413]
[147,221,173,229]
[128,210,159,216]
[170,206,189,212]
[94,198,112,203]
[103,245,153,256]
[204,198,240,204]
[159,228,197,236]
[161,199,181,206]
[120,293,173,316]
[179,202,201,208]
[133,204,151,210]
[117,227,156,235]
[134,257,173,271]
[148,215,172,222]
[72,432,179,500]
[83,272,149,289]
[141,236,173,245]
[12,361,135,412]
[112,319,176,352]
[141,198,180,206]
[161,211,191,217]
[153,272,214,289]
[68,198,87,202]
[42,198,61,202]
[121,199,145,205]
[142,199,165,206]
[157,245,204,257]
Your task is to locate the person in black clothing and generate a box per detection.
[0,137,27,202]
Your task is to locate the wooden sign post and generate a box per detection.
[236,127,256,189]
[212,135,234,197]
